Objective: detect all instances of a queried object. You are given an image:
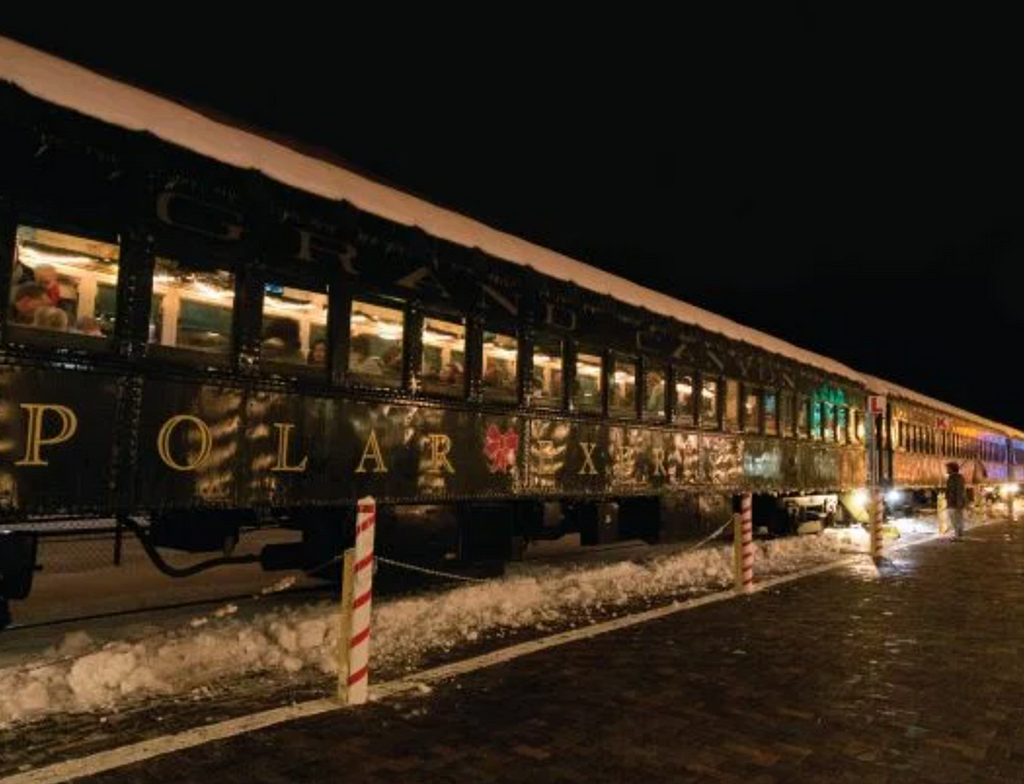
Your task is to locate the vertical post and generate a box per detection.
[870,487,884,560]
[1010,494,1017,522]
[113,514,125,566]
[937,491,948,536]
[734,493,754,592]
[338,496,376,705]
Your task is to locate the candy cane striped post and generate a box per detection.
[937,491,948,535]
[338,496,376,705]
[733,493,754,592]
[870,488,884,560]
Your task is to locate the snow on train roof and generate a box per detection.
[0,36,1019,436]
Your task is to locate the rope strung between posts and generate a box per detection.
[375,555,490,583]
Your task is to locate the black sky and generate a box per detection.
[2,10,1023,425]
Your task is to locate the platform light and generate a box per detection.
[886,489,903,504]
[1000,483,1019,497]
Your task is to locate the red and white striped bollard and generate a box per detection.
[870,487,884,560]
[734,492,754,592]
[338,496,376,705]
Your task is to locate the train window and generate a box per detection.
[742,388,760,433]
[349,299,403,387]
[482,331,518,403]
[823,403,835,442]
[764,391,778,435]
[421,316,466,396]
[574,351,603,412]
[150,258,233,355]
[723,379,740,432]
[779,392,792,436]
[674,372,695,425]
[836,406,847,444]
[797,396,809,438]
[261,284,328,367]
[610,358,637,417]
[854,410,865,442]
[896,420,905,450]
[531,337,563,407]
[700,377,719,429]
[643,365,667,420]
[8,225,119,343]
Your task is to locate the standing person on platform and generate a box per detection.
[945,462,967,540]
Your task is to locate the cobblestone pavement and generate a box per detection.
[37,520,1024,782]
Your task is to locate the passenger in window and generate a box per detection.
[647,378,666,412]
[76,316,105,337]
[439,362,463,386]
[262,319,303,362]
[484,364,510,388]
[9,283,51,325]
[350,333,384,375]
[307,338,328,366]
[32,306,69,331]
[382,344,402,374]
[32,264,62,306]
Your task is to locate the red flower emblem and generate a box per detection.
[484,425,518,474]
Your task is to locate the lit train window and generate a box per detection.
[574,351,603,412]
[149,258,234,354]
[700,377,719,429]
[674,372,695,424]
[349,300,403,386]
[836,406,847,443]
[823,403,835,441]
[531,338,563,407]
[779,392,792,436]
[482,331,518,403]
[610,358,636,417]
[421,316,465,395]
[854,410,865,442]
[723,379,740,432]
[261,284,328,367]
[8,226,119,342]
[643,365,667,420]
[764,391,778,435]
[797,397,809,438]
[742,388,760,434]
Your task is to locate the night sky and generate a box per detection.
[2,12,1022,426]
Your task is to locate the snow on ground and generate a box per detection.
[0,517,953,727]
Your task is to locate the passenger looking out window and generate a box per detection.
[348,300,403,387]
[8,226,119,340]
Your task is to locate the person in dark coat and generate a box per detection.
[946,462,967,539]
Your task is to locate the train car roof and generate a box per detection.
[1,36,1020,438]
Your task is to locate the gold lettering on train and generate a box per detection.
[395,266,451,299]
[156,192,244,242]
[426,434,456,474]
[294,229,359,275]
[15,404,79,467]
[578,441,599,475]
[271,423,309,473]
[157,415,213,471]
[534,439,557,476]
[652,447,667,477]
[355,430,388,474]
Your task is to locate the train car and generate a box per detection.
[0,37,1019,626]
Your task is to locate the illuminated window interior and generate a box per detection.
[743,389,760,433]
[701,378,719,428]
[532,338,562,406]
[10,225,120,340]
[261,283,328,366]
[349,300,403,387]
[644,366,666,419]
[421,316,465,395]
[149,258,233,354]
[764,391,778,435]
[574,351,602,412]
[482,331,517,402]
[675,372,694,423]
[610,358,636,417]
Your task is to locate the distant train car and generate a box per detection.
[0,38,1020,625]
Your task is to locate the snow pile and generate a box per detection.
[1,533,845,727]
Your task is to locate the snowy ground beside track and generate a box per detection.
[0,512,963,729]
